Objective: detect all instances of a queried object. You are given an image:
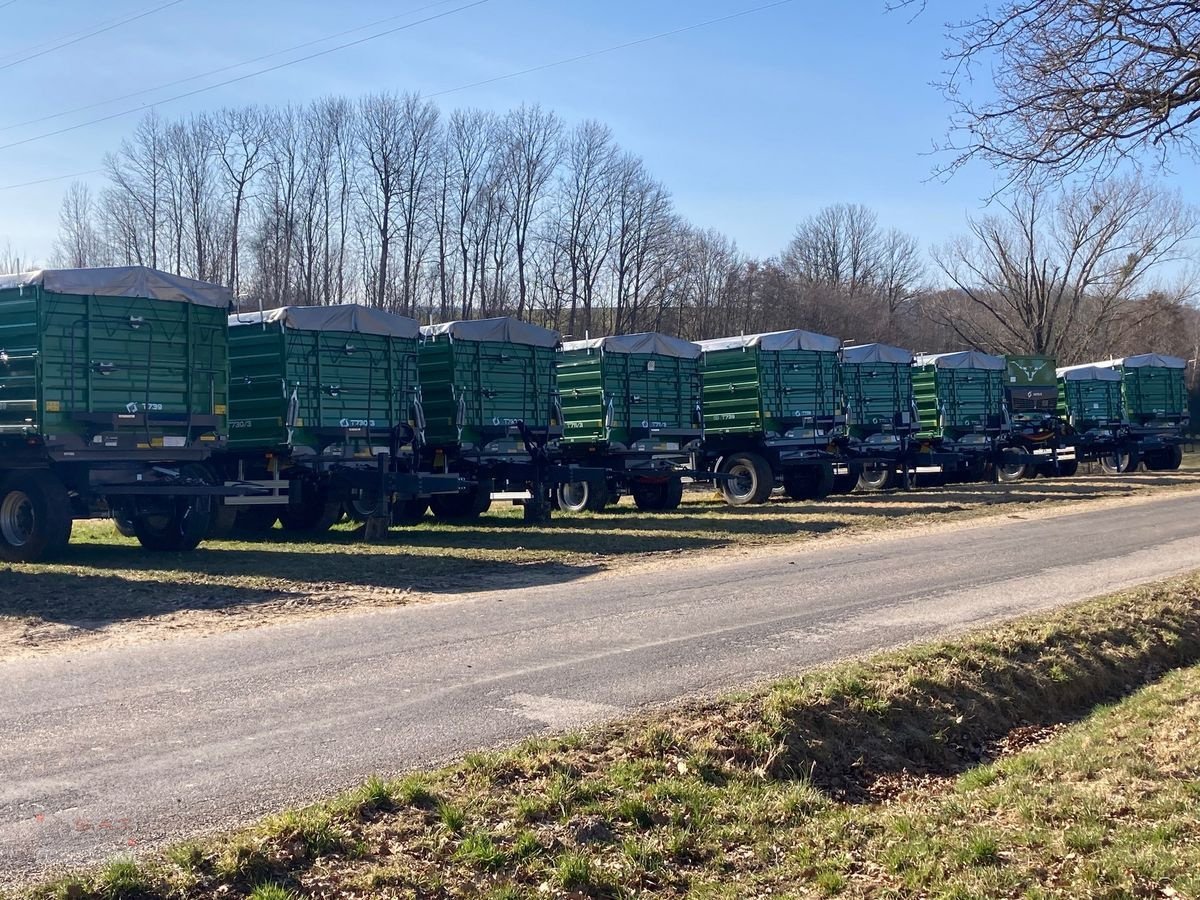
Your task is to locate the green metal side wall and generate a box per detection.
[0,285,227,446]
[842,360,914,438]
[913,364,1005,439]
[1120,365,1187,424]
[1058,378,1124,428]
[701,346,841,437]
[419,336,558,450]
[558,349,701,446]
[227,324,420,452]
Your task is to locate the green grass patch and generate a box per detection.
[19,573,1200,899]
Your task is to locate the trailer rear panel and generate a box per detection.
[913,350,1006,440]
[841,343,915,438]
[559,333,701,448]
[0,267,229,456]
[228,305,420,453]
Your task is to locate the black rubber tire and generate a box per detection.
[556,479,610,513]
[0,471,73,562]
[1164,445,1184,470]
[388,497,428,526]
[430,482,492,522]
[131,464,215,552]
[783,464,836,501]
[718,453,774,506]
[112,507,138,538]
[631,477,684,512]
[347,494,388,523]
[277,480,343,535]
[995,449,1028,484]
[1099,450,1132,475]
[235,505,279,533]
[207,501,238,540]
[830,473,858,495]
[857,466,894,491]
[1056,459,1080,477]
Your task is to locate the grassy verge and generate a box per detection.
[4,465,1200,657]
[22,574,1200,899]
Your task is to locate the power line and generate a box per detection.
[0,1,22,11]
[430,0,799,98]
[0,0,489,153]
[0,0,465,134]
[0,169,104,192]
[0,0,188,73]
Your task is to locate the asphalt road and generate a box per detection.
[4,492,1200,880]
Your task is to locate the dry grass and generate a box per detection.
[19,573,1200,899]
[3,463,1199,658]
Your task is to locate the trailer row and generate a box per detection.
[0,266,1188,562]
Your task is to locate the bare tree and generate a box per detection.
[499,105,563,318]
[53,182,100,268]
[357,94,404,311]
[920,0,1200,180]
[105,111,169,268]
[395,95,440,316]
[0,243,34,274]
[931,178,1198,357]
[783,203,882,298]
[211,106,272,296]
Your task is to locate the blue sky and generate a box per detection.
[0,0,1191,267]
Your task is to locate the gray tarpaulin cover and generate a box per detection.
[421,317,561,348]
[561,332,701,359]
[697,329,840,353]
[1088,354,1187,370]
[841,342,914,365]
[915,350,1005,371]
[230,304,419,338]
[1056,363,1123,381]
[0,266,232,308]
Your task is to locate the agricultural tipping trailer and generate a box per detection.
[695,329,846,505]
[216,305,462,536]
[839,342,929,490]
[1058,355,1188,473]
[911,350,1007,483]
[0,266,236,560]
[418,317,602,523]
[1000,354,1077,479]
[556,332,702,512]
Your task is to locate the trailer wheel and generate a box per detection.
[783,464,835,501]
[1056,459,1080,477]
[718,453,774,505]
[857,465,894,491]
[1098,450,1132,475]
[831,472,858,495]
[632,477,684,512]
[207,501,238,540]
[0,472,73,562]
[130,465,215,552]
[112,507,138,538]
[430,482,492,522]
[557,479,610,513]
[995,449,1028,484]
[391,498,429,526]
[1165,445,1184,470]
[277,479,343,535]
[235,506,279,533]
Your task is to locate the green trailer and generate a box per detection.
[557,332,702,512]
[840,342,925,490]
[0,266,233,559]
[1059,355,1188,473]
[418,317,599,523]
[217,305,461,535]
[695,329,845,505]
[912,350,1009,482]
[1001,354,1077,480]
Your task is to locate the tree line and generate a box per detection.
[47,91,1200,367]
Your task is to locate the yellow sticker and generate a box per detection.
[214,404,227,415]
[294,418,304,427]
[150,438,163,448]
[44,400,61,412]
[200,434,216,442]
